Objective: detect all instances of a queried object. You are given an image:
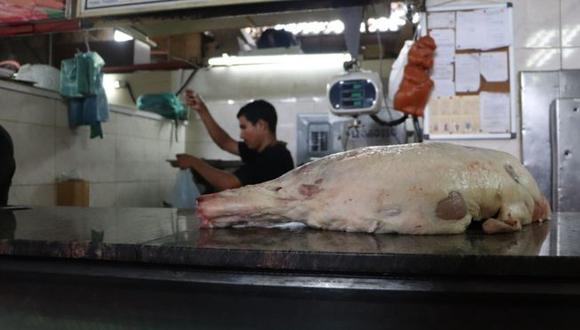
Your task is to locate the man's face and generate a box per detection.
[238,115,263,150]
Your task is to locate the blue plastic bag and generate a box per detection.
[166,170,199,209]
[67,88,109,127]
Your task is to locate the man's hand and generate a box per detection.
[183,88,239,156]
[184,89,208,114]
[168,153,242,191]
[169,154,197,170]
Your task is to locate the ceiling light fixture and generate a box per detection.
[252,2,410,36]
[114,29,133,42]
[208,53,352,67]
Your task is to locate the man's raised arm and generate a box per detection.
[185,89,239,155]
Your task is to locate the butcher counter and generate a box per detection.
[0,207,579,329]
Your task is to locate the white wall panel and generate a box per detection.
[562,48,580,69]
[513,0,560,48]
[8,184,55,206]
[561,0,580,47]
[2,82,186,207]
[515,48,561,71]
[5,121,55,185]
[0,90,57,126]
[55,127,117,182]
[89,183,118,207]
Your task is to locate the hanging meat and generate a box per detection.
[196,142,550,235]
[393,35,437,117]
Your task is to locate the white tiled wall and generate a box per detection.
[514,0,560,48]
[513,0,561,71]
[184,58,386,162]
[1,82,186,207]
[512,0,580,70]
[103,70,184,108]
[426,0,580,159]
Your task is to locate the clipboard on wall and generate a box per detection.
[423,2,517,140]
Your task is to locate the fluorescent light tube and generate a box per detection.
[208,53,352,67]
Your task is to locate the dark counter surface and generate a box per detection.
[4,207,580,329]
[0,207,578,278]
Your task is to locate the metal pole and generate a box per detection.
[48,33,53,66]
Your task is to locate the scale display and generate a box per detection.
[330,79,376,109]
[327,72,381,116]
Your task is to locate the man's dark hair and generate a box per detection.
[237,100,277,135]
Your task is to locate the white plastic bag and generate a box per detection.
[166,169,199,209]
[387,40,414,110]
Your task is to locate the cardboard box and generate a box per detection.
[54,40,151,67]
[57,180,89,207]
[152,32,201,63]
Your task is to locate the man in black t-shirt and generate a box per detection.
[170,89,294,191]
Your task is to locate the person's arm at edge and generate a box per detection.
[176,154,241,191]
[185,91,239,155]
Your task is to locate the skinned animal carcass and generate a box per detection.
[197,143,550,235]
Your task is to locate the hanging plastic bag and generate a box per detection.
[60,57,82,97]
[136,93,188,120]
[67,88,109,127]
[387,40,413,110]
[76,52,105,96]
[60,51,109,139]
[67,88,109,138]
[59,52,105,98]
[166,169,199,209]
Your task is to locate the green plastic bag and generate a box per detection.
[136,93,188,120]
[59,52,105,98]
[76,52,105,95]
[59,57,81,98]
[60,51,108,139]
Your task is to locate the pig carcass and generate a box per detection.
[196,142,550,234]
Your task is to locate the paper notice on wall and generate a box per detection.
[455,54,480,92]
[456,8,511,50]
[434,45,455,65]
[432,63,454,80]
[456,10,485,50]
[480,51,508,82]
[430,29,455,47]
[432,79,455,97]
[428,12,455,29]
[482,7,511,50]
[428,96,455,116]
[458,95,480,116]
[480,92,510,133]
[427,95,481,134]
